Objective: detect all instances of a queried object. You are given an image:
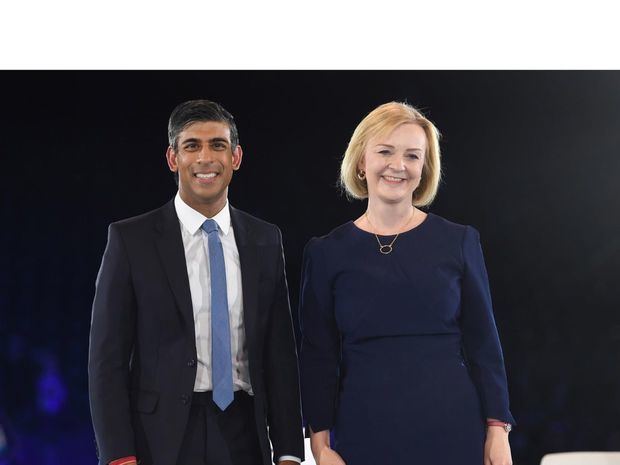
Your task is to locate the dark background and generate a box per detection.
[1,71,619,465]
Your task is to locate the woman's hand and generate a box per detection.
[310,428,346,465]
[484,426,512,465]
[314,445,346,465]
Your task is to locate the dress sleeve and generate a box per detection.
[299,238,341,433]
[460,226,516,425]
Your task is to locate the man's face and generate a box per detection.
[166,121,242,212]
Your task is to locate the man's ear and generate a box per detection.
[166,146,178,172]
[232,145,243,171]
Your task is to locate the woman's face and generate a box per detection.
[359,123,427,206]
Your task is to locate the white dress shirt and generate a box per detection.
[174,193,300,463]
[174,193,252,394]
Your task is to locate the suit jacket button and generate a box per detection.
[188,359,196,367]
[180,394,190,405]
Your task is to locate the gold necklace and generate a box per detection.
[365,209,415,255]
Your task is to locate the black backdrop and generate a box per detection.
[1,71,620,465]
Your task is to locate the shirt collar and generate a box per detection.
[174,192,232,236]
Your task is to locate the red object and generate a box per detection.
[109,457,137,465]
[486,420,512,432]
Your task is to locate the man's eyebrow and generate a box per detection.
[180,137,230,145]
[208,137,230,144]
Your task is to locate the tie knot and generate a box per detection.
[201,219,219,234]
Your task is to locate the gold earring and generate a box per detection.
[357,170,366,181]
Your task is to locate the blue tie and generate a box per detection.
[201,219,234,410]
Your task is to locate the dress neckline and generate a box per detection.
[349,212,433,238]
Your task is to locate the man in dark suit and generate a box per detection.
[88,100,304,465]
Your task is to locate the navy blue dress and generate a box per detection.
[299,213,515,465]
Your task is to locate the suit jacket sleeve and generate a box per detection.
[298,238,340,434]
[88,223,137,464]
[460,226,516,425]
[264,226,305,462]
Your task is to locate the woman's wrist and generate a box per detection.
[487,425,512,435]
[309,429,331,456]
[486,419,512,433]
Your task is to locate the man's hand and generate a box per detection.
[484,426,512,465]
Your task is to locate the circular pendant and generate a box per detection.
[379,244,393,254]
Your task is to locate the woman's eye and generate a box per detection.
[407,153,420,159]
[379,150,391,155]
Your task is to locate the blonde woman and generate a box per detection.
[299,102,514,465]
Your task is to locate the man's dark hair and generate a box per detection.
[168,99,239,151]
[168,99,239,185]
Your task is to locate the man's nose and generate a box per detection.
[196,146,213,162]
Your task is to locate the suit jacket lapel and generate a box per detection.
[230,206,259,362]
[155,200,196,342]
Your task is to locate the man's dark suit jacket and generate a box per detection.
[88,200,304,465]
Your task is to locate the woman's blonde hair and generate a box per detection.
[339,101,442,206]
